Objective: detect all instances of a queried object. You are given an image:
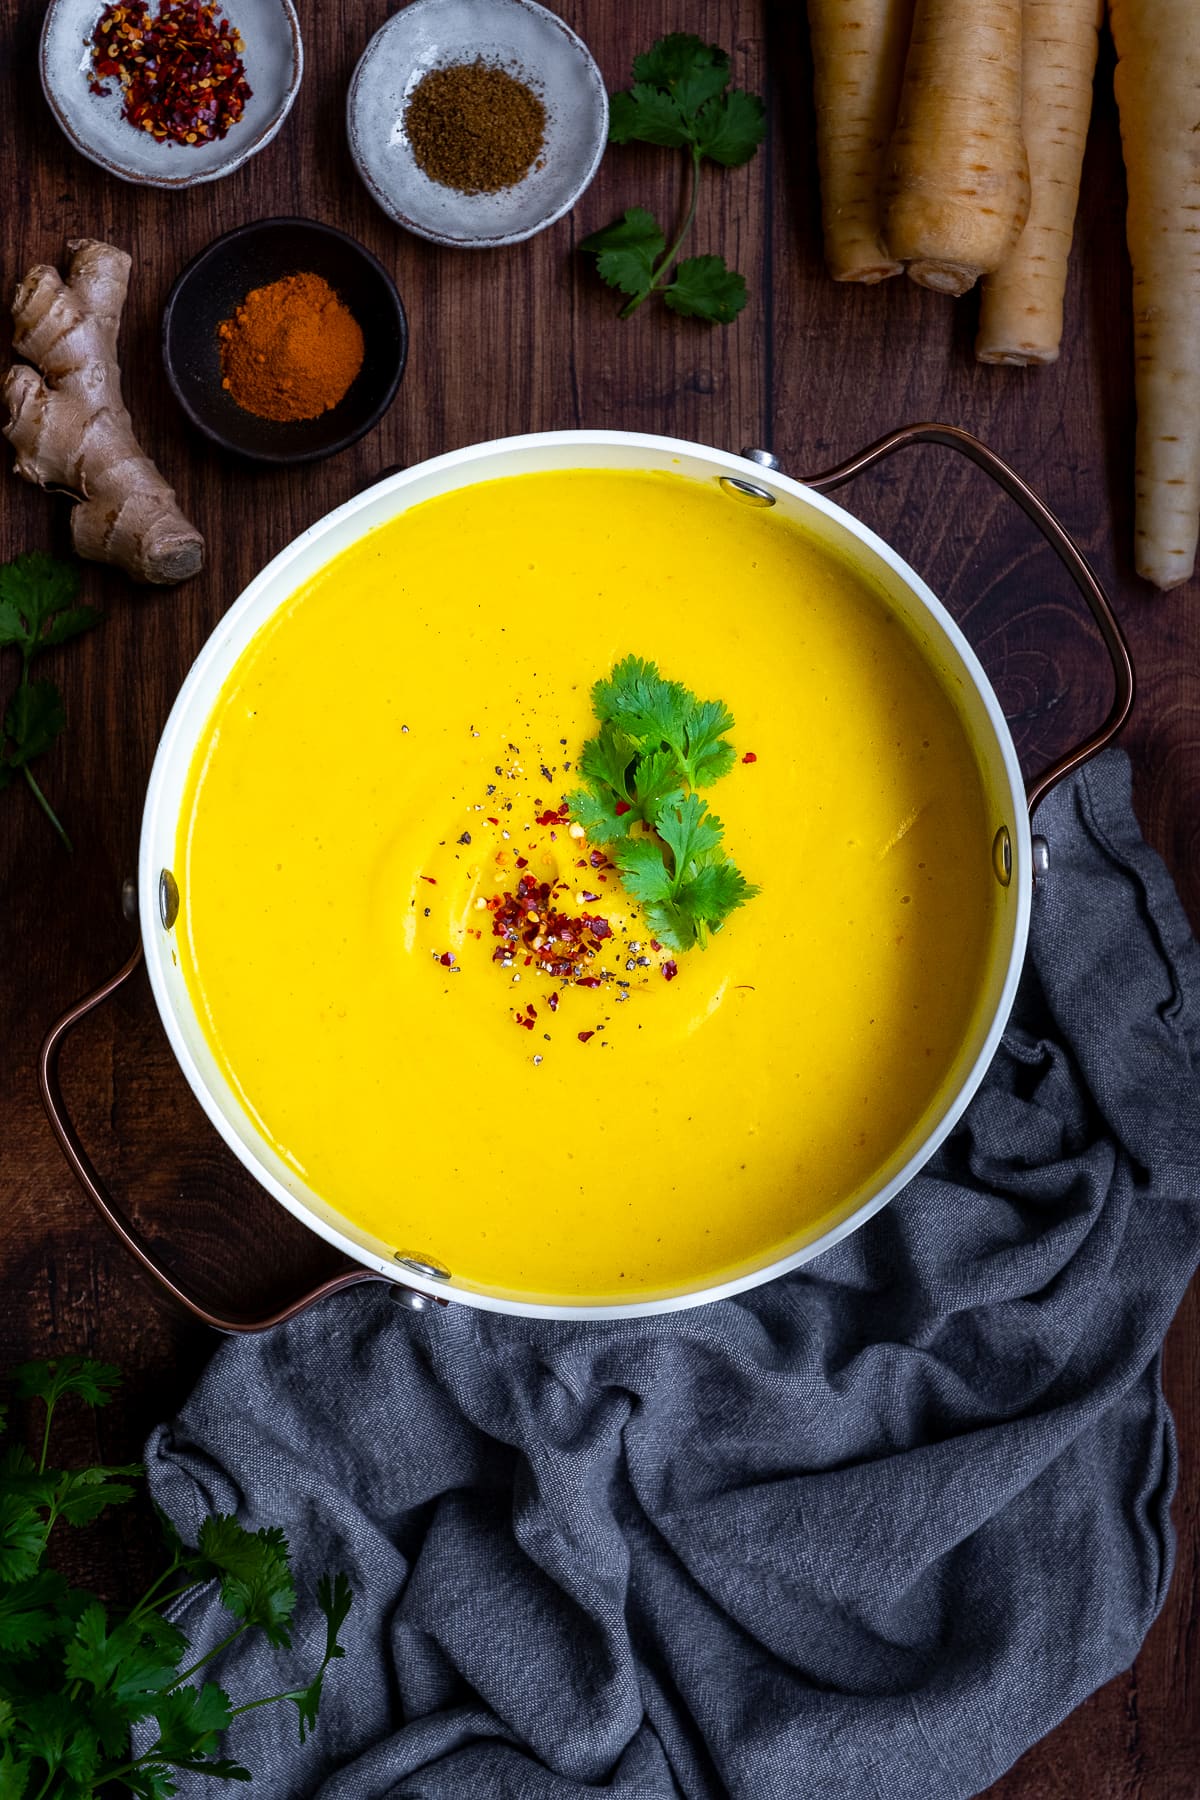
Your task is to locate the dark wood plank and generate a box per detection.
[1,2,1196,1793]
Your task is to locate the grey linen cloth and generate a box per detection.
[145,749,1200,1800]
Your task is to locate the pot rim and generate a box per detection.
[140,428,1033,1319]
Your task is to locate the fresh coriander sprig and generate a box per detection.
[582,35,765,323]
[567,656,760,953]
[0,552,101,851]
[0,1358,352,1798]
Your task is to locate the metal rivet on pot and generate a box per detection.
[121,876,138,924]
[739,447,781,470]
[390,1286,431,1312]
[718,475,776,507]
[393,1251,451,1281]
[992,826,1013,887]
[159,868,180,929]
[1031,835,1050,877]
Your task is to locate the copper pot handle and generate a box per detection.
[38,939,396,1334]
[792,422,1135,814]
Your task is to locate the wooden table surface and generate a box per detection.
[2,2,1197,1794]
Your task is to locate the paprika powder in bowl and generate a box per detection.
[161,217,408,464]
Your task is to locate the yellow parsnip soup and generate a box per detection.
[176,469,1003,1306]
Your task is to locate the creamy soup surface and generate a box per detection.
[176,469,1002,1305]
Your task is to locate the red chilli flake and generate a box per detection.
[439,952,456,968]
[741,751,757,764]
[662,961,679,981]
[88,0,252,147]
[614,800,632,816]
[577,1030,595,1043]
[487,874,614,984]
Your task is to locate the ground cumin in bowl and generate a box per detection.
[162,216,407,464]
[347,0,607,247]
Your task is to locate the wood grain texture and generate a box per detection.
[0,3,1197,1794]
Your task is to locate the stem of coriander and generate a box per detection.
[95,1749,158,1786]
[227,1689,301,1719]
[22,763,71,853]
[126,1560,189,1623]
[620,147,703,318]
[37,1398,57,1477]
[169,1623,249,1689]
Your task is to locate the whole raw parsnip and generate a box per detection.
[883,0,1030,296]
[1110,0,1200,590]
[976,0,1102,364]
[807,0,915,282]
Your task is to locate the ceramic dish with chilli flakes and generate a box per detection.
[40,0,302,188]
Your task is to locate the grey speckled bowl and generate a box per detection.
[40,0,302,188]
[347,0,608,248]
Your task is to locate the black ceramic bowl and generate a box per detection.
[162,217,407,465]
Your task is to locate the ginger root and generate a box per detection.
[3,239,204,586]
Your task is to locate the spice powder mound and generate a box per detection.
[217,273,365,424]
[405,59,546,194]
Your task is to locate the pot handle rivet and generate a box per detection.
[1031,835,1050,877]
[740,447,780,470]
[390,1287,432,1312]
[992,826,1013,887]
[121,876,138,925]
[159,868,180,930]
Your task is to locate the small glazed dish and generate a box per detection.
[161,217,408,466]
[347,0,608,248]
[40,0,302,189]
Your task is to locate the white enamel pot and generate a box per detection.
[40,426,1133,1329]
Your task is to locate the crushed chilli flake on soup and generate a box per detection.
[175,467,1003,1307]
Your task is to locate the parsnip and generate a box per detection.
[976,0,1101,364]
[883,0,1029,296]
[1110,0,1200,590]
[807,0,915,283]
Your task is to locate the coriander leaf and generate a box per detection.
[158,1757,251,1783]
[150,1684,234,1762]
[0,1742,31,1800]
[63,1603,176,1709]
[580,208,664,300]
[565,785,628,846]
[0,1572,69,1657]
[664,256,748,324]
[14,1693,99,1787]
[196,1517,295,1650]
[634,34,731,116]
[579,721,636,801]
[4,682,65,767]
[123,1764,180,1800]
[11,1359,121,1412]
[681,697,737,787]
[288,1572,352,1744]
[0,1496,47,1586]
[0,1700,12,1736]
[638,895,693,953]
[0,554,81,653]
[51,1466,140,1529]
[678,858,760,928]
[692,89,767,167]
[39,606,103,653]
[592,656,691,751]
[608,84,691,150]
[628,752,683,825]
[611,837,672,909]
[656,793,724,878]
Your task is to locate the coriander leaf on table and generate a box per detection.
[607,85,693,150]
[10,1360,121,1415]
[578,208,664,301]
[633,34,731,113]
[0,554,101,850]
[150,1684,235,1763]
[282,1571,352,1745]
[664,256,748,324]
[586,33,764,322]
[691,88,767,167]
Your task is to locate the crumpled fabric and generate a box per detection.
[145,750,1200,1799]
